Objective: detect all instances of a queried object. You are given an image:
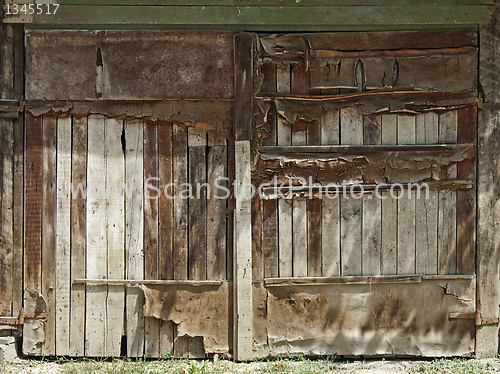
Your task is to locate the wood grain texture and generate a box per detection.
[69,116,87,356]
[477,2,500,356]
[125,119,145,358]
[144,120,160,357]
[380,114,397,275]
[172,123,189,357]
[234,33,253,141]
[55,116,72,355]
[158,121,174,356]
[85,115,107,357]
[415,113,439,275]
[105,118,125,357]
[252,196,263,281]
[438,110,458,275]
[457,106,476,275]
[321,111,340,277]
[397,115,416,275]
[340,107,363,276]
[23,114,43,355]
[42,116,57,356]
[362,114,381,276]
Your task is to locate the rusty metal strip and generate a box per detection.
[482,103,500,110]
[449,310,499,326]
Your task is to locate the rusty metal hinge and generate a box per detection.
[449,310,499,326]
[0,308,47,326]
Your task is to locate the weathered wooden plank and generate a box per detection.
[252,196,263,282]
[340,107,363,276]
[380,114,397,275]
[415,112,439,275]
[457,106,476,275]
[23,113,43,356]
[55,116,72,356]
[438,110,458,275]
[172,123,189,357]
[477,3,500,356]
[234,140,253,361]
[85,115,107,357]
[158,121,174,356]
[69,116,87,356]
[321,110,340,278]
[188,127,208,358]
[235,33,253,141]
[144,120,160,357]
[41,115,57,356]
[27,6,490,27]
[125,119,145,358]
[397,115,416,275]
[262,199,279,279]
[276,63,293,278]
[291,64,308,278]
[105,118,125,357]
[226,139,234,281]
[362,114,381,276]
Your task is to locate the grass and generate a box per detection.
[0,356,499,374]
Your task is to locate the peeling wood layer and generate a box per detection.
[26,100,233,139]
[22,290,47,356]
[141,282,232,355]
[252,278,475,358]
[257,34,478,93]
[253,144,475,185]
[26,30,235,100]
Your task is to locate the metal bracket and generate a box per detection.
[0,308,47,326]
[449,310,499,326]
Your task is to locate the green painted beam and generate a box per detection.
[53,0,495,5]
[27,5,491,26]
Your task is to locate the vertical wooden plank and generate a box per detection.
[260,63,277,146]
[85,115,107,357]
[172,123,189,357]
[226,137,234,282]
[252,197,263,282]
[144,120,159,358]
[69,116,87,356]
[158,121,173,357]
[438,110,458,275]
[188,127,207,359]
[0,118,13,317]
[42,116,56,356]
[234,33,253,142]
[307,116,321,277]
[380,114,397,275]
[291,64,308,278]
[340,107,363,276]
[321,111,340,277]
[125,119,145,358]
[362,114,382,276]
[276,64,292,278]
[105,118,125,357]
[207,142,228,281]
[263,199,278,278]
[55,116,72,356]
[397,115,416,275]
[233,141,253,361]
[477,6,500,356]
[457,106,476,275]
[416,112,439,275]
[23,113,43,356]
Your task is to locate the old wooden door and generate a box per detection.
[250,30,478,358]
[23,30,234,358]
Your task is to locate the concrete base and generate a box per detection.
[0,337,18,362]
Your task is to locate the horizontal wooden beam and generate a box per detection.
[263,274,474,287]
[259,143,474,155]
[72,278,223,286]
[5,5,490,27]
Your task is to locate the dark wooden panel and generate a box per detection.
[102,31,234,100]
[25,31,97,100]
[262,199,278,278]
[234,33,253,141]
[24,114,43,297]
[457,106,477,275]
[252,196,263,282]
